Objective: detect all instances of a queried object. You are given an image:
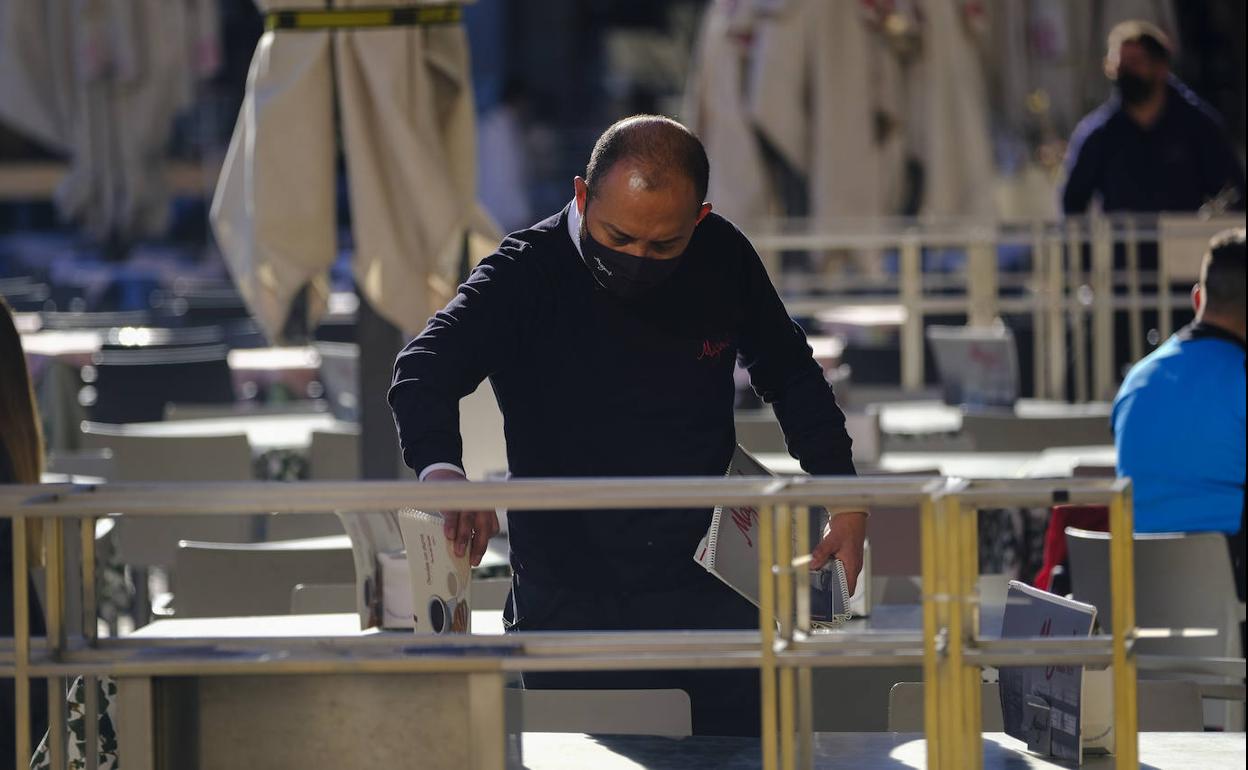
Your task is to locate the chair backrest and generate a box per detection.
[290,583,356,615]
[1066,528,1242,659]
[45,449,114,479]
[81,426,253,481]
[470,578,512,611]
[307,430,361,480]
[507,689,692,736]
[174,537,356,618]
[888,680,1205,732]
[90,344,235,423]
[81,427,258,566]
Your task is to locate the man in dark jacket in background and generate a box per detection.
[390,115,864,736]
[1062,20,1245,217]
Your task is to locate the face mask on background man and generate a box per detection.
[1115,70,1157,105]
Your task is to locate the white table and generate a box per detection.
[876,399,1113,438]
[131,610,507,638]
[757,447,1116,480]
[522,731,1245,769]
[94,412,355,452]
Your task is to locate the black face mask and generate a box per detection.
[578,212,684,299]
[1115,71,1156,105]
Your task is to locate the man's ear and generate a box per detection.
[573,177,588,215]
[1191,283,1203,315]
[695,202,713,226]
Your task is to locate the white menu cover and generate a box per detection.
[397,509,472,634]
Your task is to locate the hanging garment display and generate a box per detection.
[0,0,220,239]
[211,0,498,343]
[681,0,776,226]
[747,0,907,227]
[902,0,997,218]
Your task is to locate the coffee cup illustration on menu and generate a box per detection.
[397,509,472,634]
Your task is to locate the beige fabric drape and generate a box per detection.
[681,0,775,226]
[212,0,498,344]
[748,0,906,225]
[0,0,217,238]
[905,0,996,219]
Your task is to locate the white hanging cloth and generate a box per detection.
[0,0,219,239]
[747,0,907,226]
[681,0,776,226]
[903,0,996,218]
[211,0,498,344]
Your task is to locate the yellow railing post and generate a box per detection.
[776,505,796,770]
[957,499,983,770]
[795,506,814,770]
[758,504,778,770]
[12,515,32,770]
[1110,483,1139,769]
[920,495,945,769]
[45,515,68,770]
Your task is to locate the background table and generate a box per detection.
[522,731,1244,769]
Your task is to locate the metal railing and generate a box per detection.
[3,477,1141,770]
[748,213,1245,403]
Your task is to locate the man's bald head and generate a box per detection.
[584,115,709,211]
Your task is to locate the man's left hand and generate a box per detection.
[811,511,868,594]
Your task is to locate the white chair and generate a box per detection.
[469,577,512,611]
[507,689,692,736]
[1066,528,1246,730]
[80,425,258,566]
[307,429,361,481]
[173,536,356,618]
[283,433,359,540]
[888,680,1205,732]
[290,582,356,615]
[45,448,114,479]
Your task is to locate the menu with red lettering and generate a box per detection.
[693,445,850,627]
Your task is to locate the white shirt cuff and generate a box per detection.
[419,463,467,481]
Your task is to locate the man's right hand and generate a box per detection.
[423,468,500,567]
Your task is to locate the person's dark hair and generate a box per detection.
[0,296,44,484]
[1107,20,1173,63]
[1202,228,1246,313]
[584,115,709,209]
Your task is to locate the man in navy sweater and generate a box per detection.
[390,115,864,735]
[1061,21,1244,217]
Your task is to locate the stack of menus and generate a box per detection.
[999,580,1113,765]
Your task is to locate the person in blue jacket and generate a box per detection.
[1112,228,1246,600]
[390,116,865,736]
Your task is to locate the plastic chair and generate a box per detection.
[80,426,257,568]
[290,583,356,615]
[174,537,356,618]
[90,344,236,424]
[1066,527,1246,730]
[470,577,512,611]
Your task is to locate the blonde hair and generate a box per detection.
[1,297,44,484]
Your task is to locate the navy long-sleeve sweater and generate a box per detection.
[1061,77,1246,215]
[390,203,855,591]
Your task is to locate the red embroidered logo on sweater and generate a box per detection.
[698,338,730,361]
